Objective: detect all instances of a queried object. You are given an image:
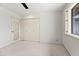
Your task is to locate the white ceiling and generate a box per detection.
[0,3,66,17]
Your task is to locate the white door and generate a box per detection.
[11,17,19,41]
[23,19,40,41]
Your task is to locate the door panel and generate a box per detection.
[23,19,40,41]
[11,17,19,41]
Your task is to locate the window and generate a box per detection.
[71,3,79,35]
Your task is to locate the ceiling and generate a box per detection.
[0,3,67,17]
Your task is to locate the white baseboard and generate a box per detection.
[0,39,20,48]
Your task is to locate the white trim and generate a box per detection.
[64,3,79,39]
[65,33,79,40]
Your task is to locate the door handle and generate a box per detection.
[11,31,14,32]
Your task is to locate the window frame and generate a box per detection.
[65,3,79,39]
[71,3,79,35]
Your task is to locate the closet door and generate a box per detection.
[11,17,19,41]
[23,19,40,42]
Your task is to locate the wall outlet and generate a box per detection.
[56,40,59,42]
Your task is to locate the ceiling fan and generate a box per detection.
[21,3,37,19]
[21,3,28,9]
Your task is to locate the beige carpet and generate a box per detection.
[0,40,70,56]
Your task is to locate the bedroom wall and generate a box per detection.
[20,11,63,44]
[62,3,79,55]
[40,11,63,44]
[0,6,20,48]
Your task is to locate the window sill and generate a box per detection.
[65,33,79,39]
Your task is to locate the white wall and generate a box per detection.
[20,11,63,44]
[0,6,20,48]
[63,4,79,56]
[40,11,63,44]
[63,34,79,56]
[0,3,65,48]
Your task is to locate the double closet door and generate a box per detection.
[22,19,40,42]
